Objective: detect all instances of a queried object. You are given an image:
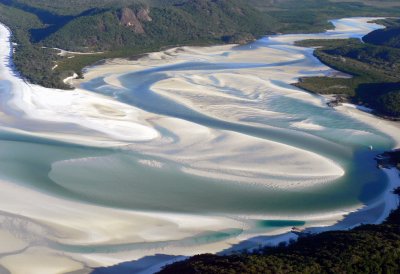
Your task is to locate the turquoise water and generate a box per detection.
[77,56,393,216]
[3,43,390,217]
[257,220,306,228]
[0,120,391,217]
[0,18,395,257]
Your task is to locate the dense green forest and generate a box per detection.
[0,2,73,88]
[364,18,400,49]
[1,0,400,88]
[158,188,400,274]
[294,18,400,118]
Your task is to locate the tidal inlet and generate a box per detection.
[0,17,399,273]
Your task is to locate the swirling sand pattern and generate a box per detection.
[0,18,399,273]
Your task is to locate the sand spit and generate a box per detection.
[0,17,398,274]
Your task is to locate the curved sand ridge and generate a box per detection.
[0,18,399,274]
[0,22,345,189]
[76,18,390,189]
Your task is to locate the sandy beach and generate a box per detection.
[0,17,398,274]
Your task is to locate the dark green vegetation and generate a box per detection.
[0,3,72,88]
[364,18,400,49]
[295,18,400,118]
[376,149,400,169]
[378,92,400,117]
[158,188,400,274]
[1,0,400,88]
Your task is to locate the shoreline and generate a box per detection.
[0,17,399,274]
[95,165,400,274]
[158,185,400,273]
[0,21,353,273]
[80,18,400,273]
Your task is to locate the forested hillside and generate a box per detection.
[295,18,400,118]
[1,0,400,88]
[364,19,400,49]
[42,0,275,52]
[0,2,72,88]
[0,0,278,88]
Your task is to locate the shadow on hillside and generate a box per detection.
[91,254,186,274]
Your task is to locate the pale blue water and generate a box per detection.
[76,19,394,223]
[0,18,395,256]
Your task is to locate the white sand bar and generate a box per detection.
[0,17,399,273]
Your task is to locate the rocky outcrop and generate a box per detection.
[119,7,152,34]
[137,8,152,22]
